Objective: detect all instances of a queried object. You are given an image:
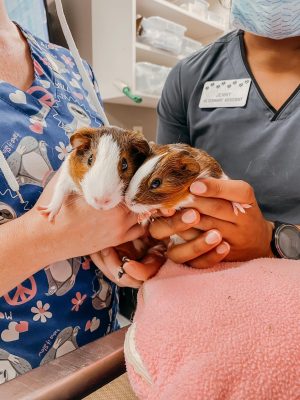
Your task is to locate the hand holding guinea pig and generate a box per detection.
[149,178,274,268]
[91,242,166,288]
[32,171,146,264]
[124,142,253,268]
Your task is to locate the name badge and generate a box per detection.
[199,78,252,108]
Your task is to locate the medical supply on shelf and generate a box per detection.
[135,62,171,96]
[114,81,143,104]
[181,37,203,56]
[140,16,187,55]
[168,0,209,17]
[207,11,226,27]
[167,0,225,27]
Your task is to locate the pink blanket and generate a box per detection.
[125,258,300,400]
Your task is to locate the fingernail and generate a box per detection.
[205,230,221,245]
[190,181,207,195]
[182,209,197,224]
[216,242,230,254]
[101,248,110,256]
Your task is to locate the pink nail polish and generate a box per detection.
[205,230,221,245]
[190,181,207,195]
[216,243,230,254]
[182,210,197,224]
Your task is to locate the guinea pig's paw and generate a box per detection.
[231,202,252,216]
[37,204,61,222]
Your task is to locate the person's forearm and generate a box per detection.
[0,210,59,296]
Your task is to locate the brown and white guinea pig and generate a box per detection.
[125,143,250,217]
[39,126,151,221]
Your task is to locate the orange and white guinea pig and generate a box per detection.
[39,126,151,221]
[125,143,250,218]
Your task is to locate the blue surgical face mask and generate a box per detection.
[231,0,300,40]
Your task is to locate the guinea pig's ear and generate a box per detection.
[176,151,200,177]
[148,141,160,154]
[70,128,95,153]
[130,133,151,165]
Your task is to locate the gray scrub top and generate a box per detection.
[157,30,300,224]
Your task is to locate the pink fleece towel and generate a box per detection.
[124,258,300,400]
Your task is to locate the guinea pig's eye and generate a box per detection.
[87,154,93,166]
[121,158,128,171]
[150,178,161,189]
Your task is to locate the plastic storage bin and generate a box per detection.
[181,37,203,56]
[140,16,187,55]
[135,62,171,96]
[171,0,209,19]
[192,0,209,18]
[207,10,225,27]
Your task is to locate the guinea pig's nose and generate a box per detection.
[93,196,112,207]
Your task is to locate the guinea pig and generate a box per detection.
[125,142,251,218]
[39,126,151,221]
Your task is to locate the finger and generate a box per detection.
[149,209,200,240]
[186,196,251,223]
[123,253,165,281]
[90,251,117,282]
[178,227,203,241]
[92,248,142,288]
[194,214,235,233]
[177,216,231,241]
[167,229,222,264]
[151,209,176,218]
[190,178,256,204]
[159,208,176,216]
[188,241,230,269]
[125,224,147,243]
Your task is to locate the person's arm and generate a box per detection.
[0,174,145,296]
[0,209,58,296]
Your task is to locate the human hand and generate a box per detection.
[150,178,273,268]
[90,243,166,288]
[31,172,145,262]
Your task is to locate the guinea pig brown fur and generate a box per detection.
[125,143,225,214]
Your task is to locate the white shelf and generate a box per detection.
[136,41,183,68]
[137,0,225,42]
[105,92,160,108]
[88,0,227,108]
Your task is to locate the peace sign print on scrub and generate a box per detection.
[3,276,37,306]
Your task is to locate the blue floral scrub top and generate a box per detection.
[0,26,118,384]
